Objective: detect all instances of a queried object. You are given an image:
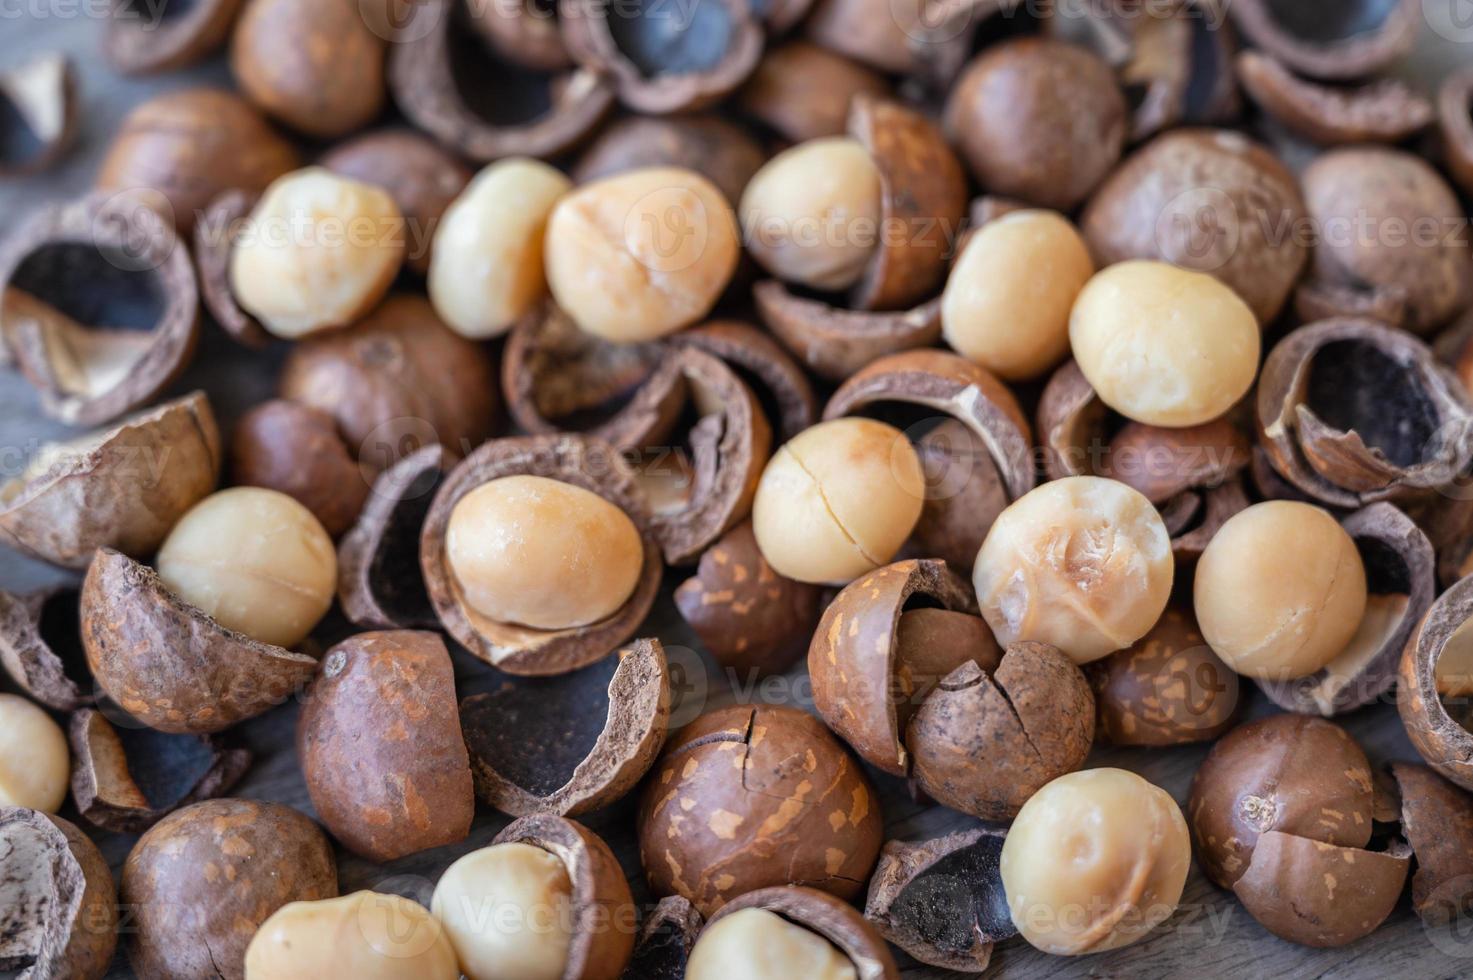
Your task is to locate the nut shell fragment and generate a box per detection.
[1399,573,1473,791]
[754,282,941,383]
[105,0,241,74]
[1390,762,1473,924]
[0,585,88,710]
[1228,0,1417,81]
[705,886,899,980]
[1236,50,1432,145]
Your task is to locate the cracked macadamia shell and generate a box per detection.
[1194,501,1367,681]
[431,842,575,980]
[246,891,460,980]
[0,693,69,812]
[1001,768,1190,956]
[699,886,898,980]
[973,476,1173,665]
[752,417,925,585]
[687,907,858,980]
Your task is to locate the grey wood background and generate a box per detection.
[3,4,1473,979]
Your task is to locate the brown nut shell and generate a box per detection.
[1258,503,1434,716]
[1188,714,1375,889]
[1293,277,1409,331]
[754,282,941,383]
[1441,66,1473,198]
[1228,0,1417,81]
[0,585,88,711]
[195,189,271,347]
[637,703,884,917]
[105,0,242,74]
[672,320,817,443]
[0,392,220,570]
[68,706,251,833]
[122,799,337,980]
[0,808,117,980]
[623,895,701,980]
[864,826,1013,973]
[572,114,765,205]
[1037,358,1108,481]
[1101,418,1251,506]
[1236,50,1432,145]
[807,0,922,75]
[705,886,899,979]
[0,193,199,427]
[231,399,369,537]
[0,53,76,177]
[1390,762,1473,924]
[460,638,669,816]
[467,0,570,71]
[493,813,638,980]
[901,419,1010,571]
[80,548,319,734]
[1399,573,1473,791]
[420,435,662,675]
[739,41,891,144]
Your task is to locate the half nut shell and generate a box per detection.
[1399,572,1473,791]
[1228,0,1417,81]
[704,886,899,980]
[105,0,242,74]
[623,895,701,980]
[0,585,88,710]
[755,283,941,383]
[194,189,271,348]
[1390,761,1473,924]
[1236,50,1432,145]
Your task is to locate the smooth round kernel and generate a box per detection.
[230,167,405,339]
[752,418,925,585]
[739,137,882,292]
[1069,260,1260,427]
[973,476,1173,664]
[245,892,460,980]
[687,908,857,980]
[544,167,740,343]
[0,693,69,813]
[1194,501,1368,681]
[1001,768,1190,955]
[445,475,644,631]
[942,210,1095,380]
[156,486,337,649]
[430,159,572,339]
[431,842,574,980]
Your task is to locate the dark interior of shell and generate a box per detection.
[887,833,1015,955]
[1361,534,1413,597]
[607,0,736,77]
[449,2,559,125]
[108,719,225,810]
[113,0,195,21]
[623,913,693,979]
[1305,340,1438,469]
[366,465,441,627]
[1262,0,1400,43]
[36,588,90,692]
[0,89,42,167]
[9,240,163,332]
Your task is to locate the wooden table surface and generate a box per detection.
[4,5,1473,979]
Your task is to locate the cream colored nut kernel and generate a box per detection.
[942,210,1094,380]
[445,475,644,631]
[1069,260,1260,427]
[1194,501,1367,681]
[229,167,406,339]
[156,486,337,649]
[686,908,857,980]
[0,693,69,813]
[245,891,460,980]
[752,417,925,585]
[973,476,1173,664]
[1001,768,1190,956]
[431,842,574,980]
[544,167,740,343]
[739,137,882,292]
[430,159,572,339]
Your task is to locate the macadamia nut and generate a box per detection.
[245,892,460,980]
[1001,768,1190,955]
[1069,261,1260,427]
[0,693,69,812]
[445,475,644,630]
[1194,501,1368,681]
[973,476,1173,664]
[155,486,337,649]
[752,418,925,584]
[431,842,575,980]
[686,908,857,980]
[942,210,1094,380]
[229,167,405,339]
[544,167,740,343]
[739,138,882,292]
[430,159,573,339]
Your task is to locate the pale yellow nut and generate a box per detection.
[687,908,857,980]
[230,167,405,339]
[429,159,572,339]
[1194,500,1367,681]
[739,137,882,292]
[1069,260,1260,427]
[544,167,740,343]
[1001,768,1190,956]
[973,476,1173,664]
[245,891,460,980]
[752,417,925,585]
[0,693,69,813]
[431,842,574,980]
[445,475,644,631]
[156,486,337,649]
[942,210,1094,380]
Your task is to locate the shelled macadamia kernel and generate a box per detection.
[246,892,460,980]
[0,693,69,812]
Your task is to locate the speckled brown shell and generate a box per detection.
[573,115,766,205]
[494,814,638,980]
[0,808,117,980]
[1236,50,1431,145]
[230,399,368,537]
[1441,66,1473,198]
[0,53,77,177]
[623,895,701,980]
[637,703,884,917]
[1228,0,1417,81]
[80,548,319,734]
[0,192,200,426]
[68,707,251,833]
[105,0,242,74]
[672,320,817,442]
[739,41,891,144]
[121,799,337,980]
[420,434,662,675]
[0,585,88,710]
[754,283,942,383]
[298,631,473,861]
[461,638,669,816]
[706,886,900,980]
[1400,574,1473,791]
[195,189,270,347]
[1188,714,1375,889]
[1390,762,1473,923]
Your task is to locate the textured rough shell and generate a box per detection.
[105,0,241,73]
[0,585,89,710]
[80,548,319,734]
[707,886,899,980]
[121,799,337,980]
[624,895,701,979]
[1390,762,1473,924]
[0,53,77,177]
[672,320,818,443]
[1236,50,1431,145]
[195,189,271,347]
[1228,0,1418,80]
[754,282,942,383]
[460,638,670,816]
[298,631,474,861]
[1399,573,1473,791]
[419,435,662,675]
[573,115,766,205]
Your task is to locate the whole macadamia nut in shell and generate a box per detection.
[246,891,460,980]
[0,692,69,812]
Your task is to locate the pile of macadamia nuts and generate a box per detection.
[9,0,1473,977]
